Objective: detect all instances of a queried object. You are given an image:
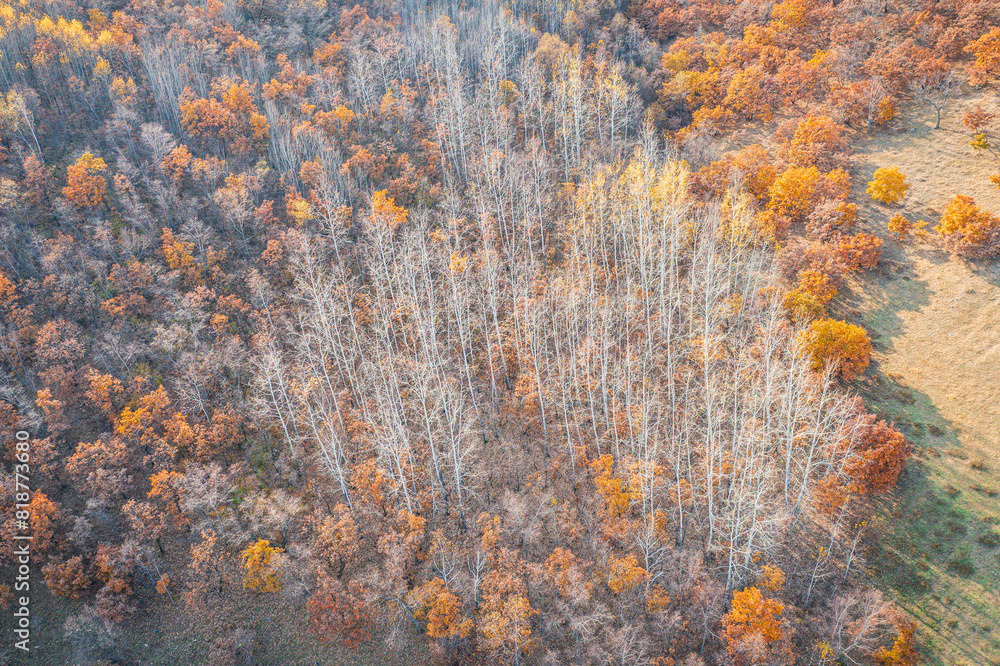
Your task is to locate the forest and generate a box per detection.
[1,0,999,663]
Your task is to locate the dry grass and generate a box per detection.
[846,92,1000,665]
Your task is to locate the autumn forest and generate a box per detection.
[1,0,1000,663]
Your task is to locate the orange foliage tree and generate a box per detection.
[801,319,872,381]
[888,213,912,240]
[722,586,790,666]
[179,79,270,159]
[761,166,849,239]
[837,233,883,271]
[606,553,647,594]
[689,144,776,203]
[162,145,192,185]
[781,114,848,170]
[478,550,538,663]
[965,27,1000,86]
[29,491,60,553]
[63,152,107,207]
[876,612,919,666]
[407,577,473,640]
[307,572,374,649]
[42,556,91,598]
[934,194,1000,258]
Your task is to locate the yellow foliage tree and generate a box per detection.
[782,269,837,322]
[758,564,785,592]
[801,318,872,381]
[876,615,919,665]
[371,189,408,230]
[866,167,908,205]
[591,454,634,519]
[240,539,283,593]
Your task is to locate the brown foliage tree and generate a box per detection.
[845,417,910,495]
[307,571,374,649]
[42,556,91,598]
[313,503,358,576]
[963,104,995,134]
[183,529,226,614]
[93,543,137,622]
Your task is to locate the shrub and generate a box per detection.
[888,213,912,240]
[946,547,975,576]
[978,531,1000,548]
[866,167,908,204]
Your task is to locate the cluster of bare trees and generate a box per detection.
[261,142,870,591]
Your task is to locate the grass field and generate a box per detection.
[844,93,1000,665]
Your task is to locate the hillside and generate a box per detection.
[1,0,999,664]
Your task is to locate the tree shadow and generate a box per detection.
[832,254,932,352]
[964,254,1000,289]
